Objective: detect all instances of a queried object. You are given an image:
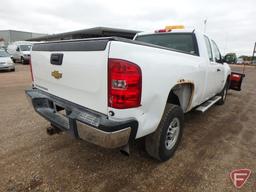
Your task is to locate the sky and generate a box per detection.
[0,0,255,55]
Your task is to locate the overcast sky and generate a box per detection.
[0,0,255,55]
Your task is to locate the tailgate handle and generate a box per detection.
[50,53,63,65]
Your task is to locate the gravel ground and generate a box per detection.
[0,64,255,192]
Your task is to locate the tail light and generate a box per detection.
[29,56,34,82]
[108,59,142,109]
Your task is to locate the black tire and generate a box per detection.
[145,104,184,161]
[216,81,228,105]
[11,68,15,72]
[12,58,16,63]
[21,57,25,64]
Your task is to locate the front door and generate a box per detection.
[210,40,225,93]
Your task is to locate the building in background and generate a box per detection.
[27,27,139,42]
[0,30,46,48]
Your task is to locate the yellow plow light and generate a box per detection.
[165,25,185,31]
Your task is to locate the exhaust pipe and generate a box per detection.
[120,144,130,156]
[46,126,62,135]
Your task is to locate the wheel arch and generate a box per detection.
[226,74,231,87]
[166,81,195,112]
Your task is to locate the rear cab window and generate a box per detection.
[135,33,199,56]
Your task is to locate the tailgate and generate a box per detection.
[31,39,111,114]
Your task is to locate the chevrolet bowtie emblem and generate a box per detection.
[51,70,62,79]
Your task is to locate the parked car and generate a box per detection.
[0,50,15,72]
[237,58,244,64]
[26,26,244,161]
[7,42,32,64]
[224,53,237,64]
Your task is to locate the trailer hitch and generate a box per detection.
[46,125,63,135]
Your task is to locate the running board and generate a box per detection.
[196,96,221,112]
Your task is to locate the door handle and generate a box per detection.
[217,69,221,72]
[50,53,63,65]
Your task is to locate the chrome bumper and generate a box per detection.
[77,121,131,148]
[25,88,138,148]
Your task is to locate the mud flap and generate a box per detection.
[229,72,245,91]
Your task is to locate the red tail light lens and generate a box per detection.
[108,59,142,109]
[29,56,34,82]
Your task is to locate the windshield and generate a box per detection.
[0,50,10,57]
[20,45,32,51]
[135,33,199,56]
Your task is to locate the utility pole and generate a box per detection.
[204,19,207,33]
[252,42,256,65]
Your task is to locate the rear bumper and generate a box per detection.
[25,88,138,148]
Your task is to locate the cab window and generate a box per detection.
[204,36,213,61]
[135,33,199,56]
[211,40,222,63]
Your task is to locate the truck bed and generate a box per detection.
[31,37,194,115]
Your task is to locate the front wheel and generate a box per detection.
[216,81,228,105]
[21,57,25,64]
[145,104,184,161]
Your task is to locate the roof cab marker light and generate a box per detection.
[155,29,171,33]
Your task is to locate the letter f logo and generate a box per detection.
[230,169,251,188]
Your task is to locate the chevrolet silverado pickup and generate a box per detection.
[26,27,244,161]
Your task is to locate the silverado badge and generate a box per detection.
[51,70,62,79]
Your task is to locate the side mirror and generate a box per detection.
[16,47,20,52]
[220,55,225,64]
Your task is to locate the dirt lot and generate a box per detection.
[0,64,255,192]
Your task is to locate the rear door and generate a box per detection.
[31,39,110,114]
[204,35,222,98]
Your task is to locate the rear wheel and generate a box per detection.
[145,104,184,161]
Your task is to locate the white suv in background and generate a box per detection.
[7,42,32,64]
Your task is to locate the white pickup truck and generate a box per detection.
[26,27,244,161]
